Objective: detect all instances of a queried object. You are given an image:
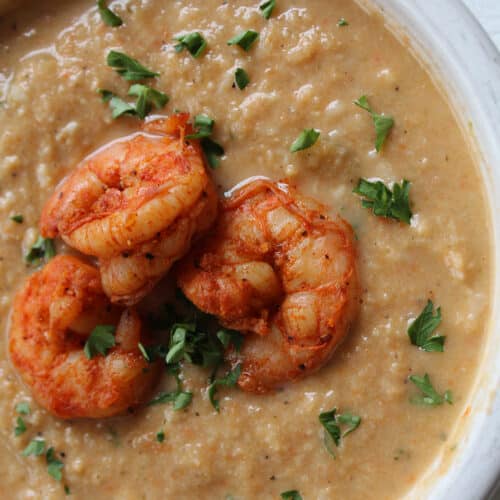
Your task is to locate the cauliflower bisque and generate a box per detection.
[0,1,492,499]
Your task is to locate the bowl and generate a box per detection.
[364,1,500,498]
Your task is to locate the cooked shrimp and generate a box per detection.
[9,255,159,419]
[40,113,218,305]
[177,179,359,393]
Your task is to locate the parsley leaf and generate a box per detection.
[148,362,193,410]
[156,430,165,443]
[128,84,169,119]
[174,32,207,58]
[201,138,224,169]
[337,18,349,26]
[290,129,320,153]
[234,68,250,90]
[16,402,30,415]
[260,0,276,19]
[409,373,453,406]
[354,95,394,152]
[46,447,64,481]
[106,50,159,81]
[281,491,303,500]
[216,329,244,352]
[22,438,46,456]
[208,364,241,412]
[110,95,137,118]
[14,417,26,436]
[83,325,116,359]
[25,236,56,265]
[353,178,412,224]
[319,408,361,456]
[96,0,123,27]
[186,114,215,140]
[227,30,259,51]
[10,214,23,223]
[408,300,445,352]
[64,485,70,495]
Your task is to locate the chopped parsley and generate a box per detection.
[290,128,320,153]
[16,402,30,415]
[14,417,26,436]
[185,115,224,169]
[227,30,259,51]
[319,408,361,456]
[408,300,445,352]
[174,32,207,58]
[353,178,412,224]
[409,373,453,406]
[337,18,349,26]
[216,329,244,351]
[281,491,303,500]
[148,382,193,411]
[83,325,116,359]
[22,438,46,457]
[128,84,169,119]
[354,95,394,152]
[46,447,64,481]
[156,430,165,443]
[259,0,276,19]
[10,214,23,223]
[25,236,56,265]
[208,363,241,412]
[234,68,250,90]
[106,50,159,81]
[64,485,71,495]
[96,0,123,27]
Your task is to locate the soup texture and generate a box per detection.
[0,0,492,498]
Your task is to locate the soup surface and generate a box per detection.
[0,0,492,498]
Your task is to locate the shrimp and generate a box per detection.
[40,113,218,305]
[177,179,359,393]
[9,255,160,419]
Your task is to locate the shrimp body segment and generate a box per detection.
[177,179,359,393]
[9,256,159,419]
[40,114,218,305]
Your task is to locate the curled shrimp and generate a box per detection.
[9,255,159,419]
[177,179,359,393]
[40,114,218,305]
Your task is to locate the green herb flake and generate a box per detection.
[83,325,116,359]
[46,447,64,481]
[186,114,215,140]
[16,402,30,415]
[281,491,303,500]
[128,84,169,119]
[290,128,320,153]
[10,214,24,223]
[156,430,165,443]
[337,18,349,26]
[174,32,207,58]
[109,96,137,119]
[408,300,445,352]
[319,408,361,455]
[14,417,26,436]
[227,30,259,51]
[106,50,159,81]
[64,485,71,495]
[96,0,123,27]
[234,68,250,90]
[208,363,241,412]
[173,391,193,410]
[201,138,224,169]
[353,178,412,224]
[409,373,453,406]
[22,438,46,457]
[259,0,276,20]
[354,95,394,152]
[216,329,244,352]
[25,236,56,265]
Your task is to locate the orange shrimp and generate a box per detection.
[40,114,218,305]
[177,179,359,393]
[9,255,159,419]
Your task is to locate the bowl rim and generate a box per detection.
[361,0,500,498]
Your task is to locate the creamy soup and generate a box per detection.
[0,0,492,499]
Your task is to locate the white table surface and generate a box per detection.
[462,0,500,49]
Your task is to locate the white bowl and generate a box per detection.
[364,1,500,498]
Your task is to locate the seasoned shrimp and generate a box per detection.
[9,255,159,419]
[40,114,218,305]
[177,179,359,393]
